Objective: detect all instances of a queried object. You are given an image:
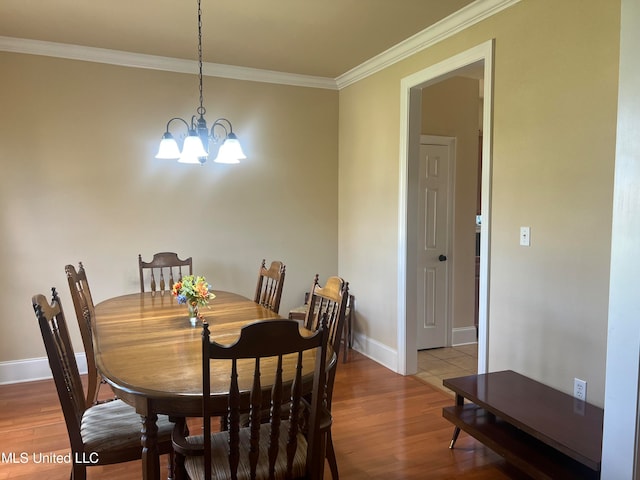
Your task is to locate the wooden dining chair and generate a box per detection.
[65,262,110,407]
[32,288,175,480]
[296,275,349,480]
[138,252,193,294]
[173,319,330,480]
[289,288,354,364]
[253,259,286,313]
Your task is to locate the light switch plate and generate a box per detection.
[520,226,531,246]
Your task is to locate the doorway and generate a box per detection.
[397,40,493,376]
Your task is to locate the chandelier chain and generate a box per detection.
[197,0,205,117]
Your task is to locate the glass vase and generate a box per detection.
[188,304,198,327]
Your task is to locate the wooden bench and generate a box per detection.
[442,370,603,480]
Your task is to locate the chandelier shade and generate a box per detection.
[155,0,244,166]
[181,133,209,159]
[155,133,182,160]
[214,134,247,164]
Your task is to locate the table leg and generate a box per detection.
[141,412,160,480]
[449,427,461,449]
[449,393,464,449]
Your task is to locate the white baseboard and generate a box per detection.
[349,328,477,374]
[0,353,87,385]
[351,332,398,372]
[452,326,478,346]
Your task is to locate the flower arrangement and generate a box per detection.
[172,275,216,319]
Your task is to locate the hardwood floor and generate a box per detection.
[0,351,526,479]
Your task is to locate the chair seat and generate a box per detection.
[81,399,174,455]
[184,421,307,480]
[288,305,307,317]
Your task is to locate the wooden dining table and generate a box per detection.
[93,290,325,480]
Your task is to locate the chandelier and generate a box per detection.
[155,0,246,165]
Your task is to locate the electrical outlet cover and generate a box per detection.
[574,378,587,401]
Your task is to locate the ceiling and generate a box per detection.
[0,0,475,79]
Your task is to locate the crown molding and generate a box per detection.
[0,0,518,92]
[0,35,338,90]
[335,0,520,89]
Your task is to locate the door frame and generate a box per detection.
[416,135,456,350]
[397,39,494,375]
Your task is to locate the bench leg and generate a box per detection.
[449,427,461,449]
[449,392,464,448]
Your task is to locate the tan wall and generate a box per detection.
[422,76,480,330]
[338,0,619,406]
[0,0,622,408]
[0,52,339,363]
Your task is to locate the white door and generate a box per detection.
[416,142,452,350]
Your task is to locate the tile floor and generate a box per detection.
[414,343,478,395]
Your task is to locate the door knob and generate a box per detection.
[439,254,447,262]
